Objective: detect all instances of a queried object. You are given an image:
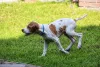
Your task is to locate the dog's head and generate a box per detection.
[22,21,39,36]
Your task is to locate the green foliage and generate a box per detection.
[0,2,100,67]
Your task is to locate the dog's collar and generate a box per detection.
[40,24,45,36]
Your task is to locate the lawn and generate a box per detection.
[0,2,100,67]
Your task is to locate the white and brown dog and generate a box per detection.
[22,14,87,56]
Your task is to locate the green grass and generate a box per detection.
[0,2,100,67]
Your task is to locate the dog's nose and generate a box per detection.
[22,29,24,32]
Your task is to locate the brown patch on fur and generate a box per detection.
[49,24,57,35]
[59,26,66,33]
[27,21,39,33]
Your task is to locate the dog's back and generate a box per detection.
[49,18,76,37]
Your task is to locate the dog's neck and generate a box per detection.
[38,24,45,35]
[39,24,44,31]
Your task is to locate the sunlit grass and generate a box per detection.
[0,2,100,67]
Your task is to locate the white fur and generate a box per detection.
[23,28,30,34]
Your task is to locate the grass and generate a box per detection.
[0,2,100,67]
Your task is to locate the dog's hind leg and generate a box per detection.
[65,25,83,49]
[64,33,75,51]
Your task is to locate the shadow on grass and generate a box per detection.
[0,25,100,67]
[0,34,44,63]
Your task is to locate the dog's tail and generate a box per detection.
[74,14,87,22]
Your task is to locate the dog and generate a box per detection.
[22,14,87,56]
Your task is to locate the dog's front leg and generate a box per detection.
[41,40,48,56]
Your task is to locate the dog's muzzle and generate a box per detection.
[22,29,31,36]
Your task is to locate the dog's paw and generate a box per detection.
[63,50,69,54]
[42,54,46,57]
[65,51,69,54]
[38,54,46,58]
[77,45,82,49]
[60,49,69,54]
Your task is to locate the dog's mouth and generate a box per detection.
[22,29,32,36]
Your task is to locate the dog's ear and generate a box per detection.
[28,21,39,33]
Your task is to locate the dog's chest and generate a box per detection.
[41,25,55,39]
